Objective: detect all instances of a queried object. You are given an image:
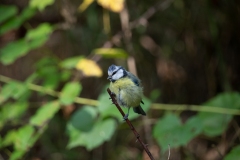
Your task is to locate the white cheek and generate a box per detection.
[112,70,123,80]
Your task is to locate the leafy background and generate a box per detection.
[0,0,240,159]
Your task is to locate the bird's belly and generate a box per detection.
[117,87,142,107]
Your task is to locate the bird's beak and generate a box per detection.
[107,76,112,81]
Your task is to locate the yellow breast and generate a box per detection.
[109,77,143,107]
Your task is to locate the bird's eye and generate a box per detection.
[112,71,117,75]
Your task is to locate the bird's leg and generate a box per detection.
[123,107,130,120]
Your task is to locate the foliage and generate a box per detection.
[0,0,240,159]
[153,92,240,152]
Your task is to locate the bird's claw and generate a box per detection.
[110,92,116,97]
[109,92,116,100]
[123,114,129,121]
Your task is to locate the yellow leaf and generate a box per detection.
[78,0,94,12]
[97,0,124,13]
[93,48,128,59]
[75,58,103,77]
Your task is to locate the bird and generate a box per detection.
[107,64,146,119]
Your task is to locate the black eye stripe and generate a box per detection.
[112,67,123,75]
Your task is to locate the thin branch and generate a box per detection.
[0,74,98,106]
[151,103,240,116]
[107,88,155,160]
[1,74,240,116]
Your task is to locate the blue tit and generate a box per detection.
[107,64,146,119]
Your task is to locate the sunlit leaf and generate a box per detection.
[25,23,53,40]
[59,82,82,105]
[78,0,94,12]
[93,48,128,59]
[14,125,35,151]
[67,119,117,150]
[0,39,30,65]
[0,83,16,104]
[97,0,124,12]
[0,130,17,148]
[0,102,28,125]
[0,5,17,23]
[70,106,97,132]
[75,58,103,77]
[25,23,53,49]
[30,101,60,126]
[224,145,240,160]
[0,82,29,104]
[10,150,25,160]
[30,0,55,11]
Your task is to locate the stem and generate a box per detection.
[107,88,155,160]
[0,74,98,106]
[151,103,240,115]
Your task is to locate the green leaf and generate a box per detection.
[93,48,128,59]
[9,81,29,99]
[30,0,55,11]
[60,82,82,105]
[35,57,61,89]
[204,92,240,109]
[153,113,201,152]
[25,23,53,40]
[153,113,181,152]
[0,39,30,65]
[10,150,25,160]
[0,82,30,104]
[0,7,35,35]
[19,7,36,22]
[14,125,35,151]
[0,102,28,126]
[181,116,203,142]
[60,56,83,69]
[224,145,240,160]
[0,83,15,104]
[30,101,60,127]
[67,119,116,150]
[0,17,22,35]
[1,130,17,148]
[0,5,18,23]
[98,90,122,119]
[196,92,240,137]
[25,23,53,49]
[70,106,97,132]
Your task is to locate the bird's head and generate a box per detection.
[107,64,126,82]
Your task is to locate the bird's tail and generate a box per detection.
[133,105,146,116]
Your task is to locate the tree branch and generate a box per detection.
[107,88,155,160]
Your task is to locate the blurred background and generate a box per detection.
[0,0,240,159]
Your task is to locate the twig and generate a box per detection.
[107,88,155,160]
[0,74,98,106]
[151,103,240,116]
[168,144,171,160]
[1,74,240,116]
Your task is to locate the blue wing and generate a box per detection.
[127,71,141,86]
